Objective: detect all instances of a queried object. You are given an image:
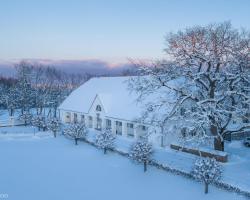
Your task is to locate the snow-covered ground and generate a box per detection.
[89,129,250,192]
[0,126,248,200]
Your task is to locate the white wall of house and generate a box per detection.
[58,94,162,146]
[59,109,155,141]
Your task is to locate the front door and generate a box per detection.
[96,114,102,130]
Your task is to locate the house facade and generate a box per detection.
[58,77,154,143]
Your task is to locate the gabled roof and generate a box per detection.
[59,76,145,121]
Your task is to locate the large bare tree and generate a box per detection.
[129,22,250,151]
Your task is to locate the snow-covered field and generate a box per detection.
[0,126,247,200]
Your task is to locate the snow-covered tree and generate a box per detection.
[47,118,61,138]
[32,115,46,131]
[0,77,18,116]
[192,157,222,194]
[95,128,116,154]
[18,111,32,126]
[64,122,88,145]
[130,139,153,172]
[129,22,250,151]
[0,86,4,108]
[15,61,34,114]
[5,87,19,116]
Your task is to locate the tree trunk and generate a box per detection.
[144,161,147,172]
[160,126,164,147]
[161,135,164,147]
[10,108,14,116]
[75,138,78,145]
[214,137,224,151]
[54,108,57,118]
[47,109,51,118]
[104,148,107,154]
[53,132,56,138]
[204,182,209,194]
[39,107,43,115]
[210,124,224,151]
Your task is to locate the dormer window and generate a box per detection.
[96,105,102,112]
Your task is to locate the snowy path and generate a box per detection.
[0,131,247,200]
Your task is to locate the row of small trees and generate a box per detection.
[61,122,154,171]
[18,112,62,138]
[60,122,221,194]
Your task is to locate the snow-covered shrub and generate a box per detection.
[95,128,116,154]
[47,117,61,138]
[192,157,222,194]
[31,115,46,131]
[64,122,88,145]
[130,139,153,172]
[18,111,32,126]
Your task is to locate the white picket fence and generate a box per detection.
[0,117,24,127]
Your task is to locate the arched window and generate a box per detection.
[96,105,102,112]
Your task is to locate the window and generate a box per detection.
[106,119,112,128]
[81,115,85,123]
[115,121,122,135]
[65,112,71,123]
[96,105,102,112]
[73,113,78,123]
[116,121,122,126]
[66,112,70,118]
[142,125,146,131]
[127,123,134,137]
[127,123,134,129]
[88,116,93,128]
[96,114,102,130]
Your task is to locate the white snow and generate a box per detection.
[0,126,248,200]
[88,129,250,192]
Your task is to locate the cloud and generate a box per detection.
[0,59,135,77]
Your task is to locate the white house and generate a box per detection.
[58,76,162,144]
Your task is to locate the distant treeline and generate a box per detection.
[0,61,91,117]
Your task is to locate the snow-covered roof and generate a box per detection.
[59,76,146,121]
